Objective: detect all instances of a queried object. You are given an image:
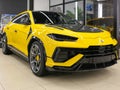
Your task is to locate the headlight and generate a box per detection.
[47,34,78,41]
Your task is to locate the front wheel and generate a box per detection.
[29,41,47,76]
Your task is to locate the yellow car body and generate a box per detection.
[2,11,118,76]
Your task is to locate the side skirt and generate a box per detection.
[8,45,29,62]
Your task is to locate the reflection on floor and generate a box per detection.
[0,49,120,90]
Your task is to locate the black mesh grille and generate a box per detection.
[52,45,116,62]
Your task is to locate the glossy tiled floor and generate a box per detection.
[0,49,120,90]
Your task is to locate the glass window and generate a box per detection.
[65,3,76,19]
[12,15,22,23]
[77,1,84,21]
[65,0,75,3]
[65,1,84,23]
[44,12,66,24]
[50,5,63,13]
[50,0,63,6]
[12,14,30,24]
[87,0,114,36]
[32,12,51,24]
[32,11,80,25]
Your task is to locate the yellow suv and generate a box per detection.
[2,11,118,76]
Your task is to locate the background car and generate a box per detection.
[2,11,118,76]
[87,17,114,35]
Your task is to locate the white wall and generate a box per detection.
[34,0,49,11]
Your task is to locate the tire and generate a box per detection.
[29,41,47,76]
[2,34,11,54]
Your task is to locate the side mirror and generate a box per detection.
[24,19,31,25]
[22,17,31,25]
[25,20,31,25]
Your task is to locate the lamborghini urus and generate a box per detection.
[2,11,118,76]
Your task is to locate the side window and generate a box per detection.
[20,15,30,24]
[12,15,22,23]
[12,14,30,24]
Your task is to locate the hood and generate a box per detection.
[46,24,102,33]
[44,24,112,40]
[35,24,111,39]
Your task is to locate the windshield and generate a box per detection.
[32,11,102,32]
[32,11,80,25]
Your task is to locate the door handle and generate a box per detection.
[14,30,17,32]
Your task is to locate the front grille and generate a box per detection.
[52,45,116,62]
[80,54,116,64]
[76,54,117,70]
[83,45,114,56]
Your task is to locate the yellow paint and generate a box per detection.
[46,54,83,67]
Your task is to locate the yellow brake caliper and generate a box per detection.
[36,55,40,61]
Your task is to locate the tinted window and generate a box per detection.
[32,12,51,24]
[44,12,66,24]
[12,15,22,23]
[32,11,80,25]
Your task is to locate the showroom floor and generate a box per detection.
[0,49,120,90]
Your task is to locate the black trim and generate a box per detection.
[28,36,43,55]
[30,0,34,10]
[63,0,65,13]
[8,45,28,61]
[53,58,117,71]
[50,3,64,7]
[32,36,42,43]
[48,33,78,41]
[83,0,86,25]
[49,0,50,11]
[26,27,32,40]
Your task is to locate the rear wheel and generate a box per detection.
[29,41,47,76]
[2,34,11,54]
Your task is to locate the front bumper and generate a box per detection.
[46,45,118,71]
[53,54,117,71]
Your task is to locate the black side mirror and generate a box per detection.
[23,17,31,25]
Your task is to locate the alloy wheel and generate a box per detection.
[30,44,42,73]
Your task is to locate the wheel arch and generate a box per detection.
[27,36,43,57]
